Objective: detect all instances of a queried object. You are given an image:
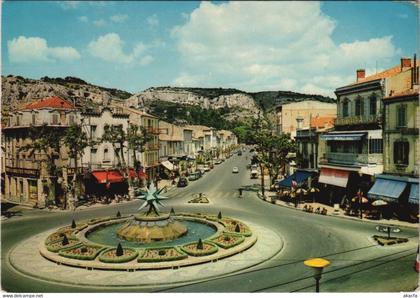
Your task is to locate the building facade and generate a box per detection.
[275,100,337,139]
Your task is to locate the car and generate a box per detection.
[237,151,242,156]
[188,172,201,181]
[177,177,189,187]
[203,165,210,172]
[214,160,222,164]
[232,167,239,173]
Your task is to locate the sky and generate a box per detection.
[2,1,419,97]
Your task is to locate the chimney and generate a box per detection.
[356,69,365,82]
[401,57,411,70]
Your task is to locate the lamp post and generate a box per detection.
[304,258,331,293]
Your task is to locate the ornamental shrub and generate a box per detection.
[170,208,175,215]
[71,219,76,229]
[116,243,123,256]
[116,211,121,218]
[235,224,241,233]
[62,234,69,246]
[197,238,203,250]
[158,250,166,256]
[218,211,222,219]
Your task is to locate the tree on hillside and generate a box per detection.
[62,124,89,209]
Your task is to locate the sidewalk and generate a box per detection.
[257,189,419,229]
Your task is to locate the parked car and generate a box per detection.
[250,165,258,179]
[203,165,211,172]
[232,167,239,173]
[237,151,242,156]
[177,177,189,187]
[214,160,222,164]
[188,172,201,181]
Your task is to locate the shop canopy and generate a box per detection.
[367,177,407,202]
[161,160,174,171]
[92,169,146,184]
[277,170,314,188]
[409,183,419,204]
[321,133,365,141]
[318,168,349,188]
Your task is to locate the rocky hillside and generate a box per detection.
[1,75,131,113]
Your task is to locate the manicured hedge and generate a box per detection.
[137,246,187,263]
[180,241,218,257]
[210,232,245,249]
[46,239,81,253]
[221,218,252,237]
[58,244,106,260]
[98,247,139,263]
[45,231,76,245]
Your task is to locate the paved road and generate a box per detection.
[2,152,419,292]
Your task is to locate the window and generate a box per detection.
[369,94,377,115]
[103,148,109,161]
[68,114,75,125]
[91,149,97,164]
[32,113,36,125]
[16,115,21,126]
[52,114,59,125]
[369,139,383,154]
[90,125,97,139]
[342,99,349,117]
[355,97,364,116]
[397,105,407,127]
[393,141,409,165]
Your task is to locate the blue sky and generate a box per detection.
[2,1,418,97]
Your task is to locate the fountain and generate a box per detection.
[116,183,188,242]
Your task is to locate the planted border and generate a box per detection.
[220,218,252,237]
[98,247,139,263]
[58,244,106,260]
[46,239,81,253]
[373,235,409,246]
[137,246,187,263]
[180,241,218,257]
[210,232,245,249]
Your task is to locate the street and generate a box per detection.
[1,151,418,292]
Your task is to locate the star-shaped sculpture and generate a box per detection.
[136,183,168,215]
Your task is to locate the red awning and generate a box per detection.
[319,168,350,188]
[92,170,124,184]
[129,169,148,179]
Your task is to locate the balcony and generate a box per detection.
[146,127,161,134]
[147,144,160,151]
[335,114,381,127]
[5,163,40,177]
[320,152,368,166]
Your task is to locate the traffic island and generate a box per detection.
[372,235,409,246]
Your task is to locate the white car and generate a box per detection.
[232,167,239,173]
[203,165,211,172]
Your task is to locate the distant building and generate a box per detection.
[274,100,336,139]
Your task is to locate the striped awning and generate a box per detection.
[318,168,349,188]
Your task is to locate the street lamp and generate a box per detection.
[304,258,331,293]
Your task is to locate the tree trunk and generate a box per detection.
[259,163,265,198]
[119,142,133,200]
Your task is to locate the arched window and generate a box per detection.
[355,96,363,116]
[369,94,377,115]
[342,99,349,117]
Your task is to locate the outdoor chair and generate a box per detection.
[315,207,321,214]
[321,208,328,215]
[307,206,314,213]
[303,205,308,211]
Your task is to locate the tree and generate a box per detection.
[62,124,89,208]
[19,124,64,207]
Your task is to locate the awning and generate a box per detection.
[318,168,349,188]
[277,170,314,188]
[367,178,407,202]
[92,170,124,184]
[161,160,174,171]
[409,183,419,204]
[321,133,365,141]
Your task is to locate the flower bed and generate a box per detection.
[221,219,252,236]
[210,232,245,249]
[137,247,187,263]
[181,241,218,257]
[45,231,77,245]
[46,239,81,253]
[58,244,106,260]
[98,247,139,263]
[373,235,409,246]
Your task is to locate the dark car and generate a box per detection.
[177,177,189,187]
[188,171,201,181]
[237,151,242,156]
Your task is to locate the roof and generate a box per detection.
[310,116,336,129]
[22,96,74,110]
[384,88,419,100]
[116,105,158,119]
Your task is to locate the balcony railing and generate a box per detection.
[335,114,381,126]
[146,127,161,134]
[320,152,368,166]
[147,144,160,150]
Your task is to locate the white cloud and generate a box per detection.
[147,14,159,28]
[78,16,89,23]
[93,19,107,27]
[57,1,80,10]
[171,1,400,96]
[110,14,129,23]
[87,33,153,65]
[8,36,80,63]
